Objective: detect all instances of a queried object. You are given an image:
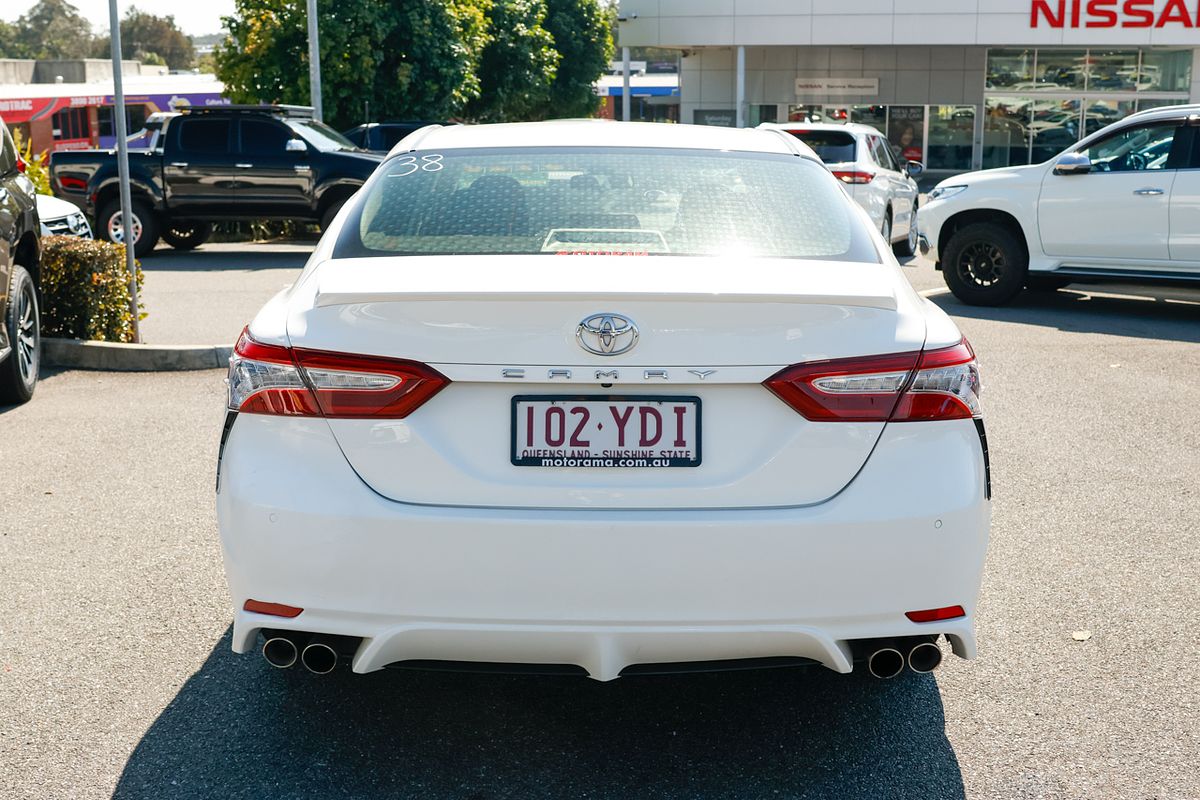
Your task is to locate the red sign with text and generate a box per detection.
[1033,0,1200,28]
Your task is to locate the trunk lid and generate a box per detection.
[287,255,924,510]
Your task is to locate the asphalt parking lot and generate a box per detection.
[1,249,1198,799]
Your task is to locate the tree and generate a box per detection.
[94,7,197,70]
[468,0,559,122]
[215,0,490,130]
[0,20,29,59]
[542,0,613,119]
[10,0,96,60]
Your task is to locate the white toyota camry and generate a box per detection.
[216,120,990,682]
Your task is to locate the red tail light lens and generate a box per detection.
[15,154,26,173]
[227,327,448,418]
[765,340,981,422]
[832,170,875,184]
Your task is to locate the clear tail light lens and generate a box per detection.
[227,328,449,418]
[765,340,980,422]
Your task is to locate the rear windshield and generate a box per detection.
[787,131,857,164]
[334,147,878,262]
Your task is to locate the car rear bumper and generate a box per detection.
[217,415,990,680]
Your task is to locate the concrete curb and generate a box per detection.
[43,338,232,372]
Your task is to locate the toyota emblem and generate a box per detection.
[576,314,639,356]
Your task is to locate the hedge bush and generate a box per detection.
[39,236,146,342]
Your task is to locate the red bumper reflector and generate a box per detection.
[906,605,966,623]
[243,599,304,618]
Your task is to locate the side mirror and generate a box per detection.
[905,160,925,179]
[285,139,307,154]
[1053,152,1091,175]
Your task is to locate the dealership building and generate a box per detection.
[617,1,1200,179]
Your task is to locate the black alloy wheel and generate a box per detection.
[941,222,1028,306]
[0,265,39,404]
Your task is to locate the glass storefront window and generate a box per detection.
[986,49,1034,89]
[850,105,887,132]
[1030,99,1081,163]
[927,106,975,170]
[1140,50,1192,92]
[887,106,925,164]
[983,97,1029,168]
[1037,50,1087,91]
[749,105,779,126]
[1081,99,1135,138]
[1084,50,1139,91]
[1135,98,1186,113]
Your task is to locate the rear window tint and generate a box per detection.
[335,147,878,262]
[176,118,230,154]
[787,131,857,164]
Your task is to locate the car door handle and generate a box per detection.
[235,163,254,169]
[294,165,311,172]
[1133,187,1164,196]
[169,162,188,168]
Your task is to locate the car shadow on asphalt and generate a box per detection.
[140,245,313,273]
[931,286,1200,343]
[112,629,965,800]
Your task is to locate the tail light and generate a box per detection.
[227,327,449,418]
[764,340,980,422]
[832,170,875,184]
[15,154,26,173]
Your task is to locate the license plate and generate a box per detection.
[511,395,701,468]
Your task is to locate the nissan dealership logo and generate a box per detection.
[576,314,639,356]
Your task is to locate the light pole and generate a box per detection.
[306,0,322,121]
[107,0,140,342]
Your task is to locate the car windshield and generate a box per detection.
[335,147,878,261]
[286,119,361,152]
[786,130,858,164]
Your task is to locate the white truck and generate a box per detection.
[919,104,1200,305]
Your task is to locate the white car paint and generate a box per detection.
[919,104,1200,280]
[36,193,92,238]
[759,122,921,251]
[216,120,990,681]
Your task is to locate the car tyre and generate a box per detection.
[880,210,892,247]
[894,212,918,258]
[161,221,212,250]
[0,265,39,405]
[98,198,160,258]
[942,222,1028,306]
[320,197,349,232]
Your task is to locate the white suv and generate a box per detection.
[919,105,1200,305]
[761,122,923,256]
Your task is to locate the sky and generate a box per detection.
[4,0,236,37]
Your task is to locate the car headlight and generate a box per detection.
[928,185,967,201]
[68,213,86,233]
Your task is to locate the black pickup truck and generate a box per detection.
[49,105,383,256]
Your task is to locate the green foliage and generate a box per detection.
[10,129,52,196]
[468,0,560,122]
[93,7,197,70]
[213,0,613,126]
[215,0,492,130]
[543,0,613,119]
[7,0,96,60]
[39,237,146,343]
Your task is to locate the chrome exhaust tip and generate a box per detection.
[300,639,339,675]
[262,636,299,669]
[867,647,906,679]
[907,641,943,673]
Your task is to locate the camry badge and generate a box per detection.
[576,313,639,356]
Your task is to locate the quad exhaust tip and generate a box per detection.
[907,641,943,673]
[262,636,299,669]
[867,647,906,680]
[301,640,339,674]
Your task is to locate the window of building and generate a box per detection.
[927,106,975,171]
[51,107,89,141]
[984,48,1192,166]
